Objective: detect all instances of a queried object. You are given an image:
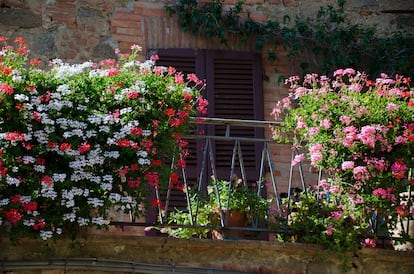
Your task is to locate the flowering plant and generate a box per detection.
[271,69,414,253]
[0,36,207,241]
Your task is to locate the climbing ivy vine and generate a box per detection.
[165,0,414,78]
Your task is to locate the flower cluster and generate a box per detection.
[272,69,414,252]
[0,36,206,240]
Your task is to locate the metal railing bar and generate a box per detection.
[180,151,194,226]
[316,167,323,202]
[193,138,211,225]
[263,141,280,211]
[155,186,163,224]
[161,156,177,224]
[287,149,295,200]
[296,148,306,192]
[185,134,275,143]
[237,140,247,186]
[189,117,280,128]
[224,139,240,228]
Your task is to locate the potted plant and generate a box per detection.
[164,177,269,239]
[271,69,414,256]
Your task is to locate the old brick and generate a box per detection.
[113,11,140,22]
[47,7,75,15]
[47,13,74,21]
[77,38,88,46]
[134,1,166,10]
[283,0,299,7]
[2,0,28,8]
[64,49,77,60]
[249,12,267,22]
[267,0,281,4]
[114,27,142,36]
[142,8,168,17]
[97,2,115,12]
[112,19,141,29]
[360,10,373,16]
[112,33,141,43]
[48,13,76,24]
[244,0,265,5]
[86,25,96,32]
[118,37,144,49]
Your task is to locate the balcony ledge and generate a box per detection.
[1,234,414,273]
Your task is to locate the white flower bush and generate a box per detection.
[0,36,207,241]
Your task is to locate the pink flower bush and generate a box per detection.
[272,68,414,253]
[0,36,206,240]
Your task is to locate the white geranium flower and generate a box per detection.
[40,230,53,240]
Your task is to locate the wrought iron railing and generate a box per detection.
[109,117,414,246]
[110,117,308,238]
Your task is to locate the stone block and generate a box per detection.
[91,39,118,60]
[0,8,41,28]
[26,32,58,59]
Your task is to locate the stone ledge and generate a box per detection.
[1,235,414,273]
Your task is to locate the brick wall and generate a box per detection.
[0,0,411,192]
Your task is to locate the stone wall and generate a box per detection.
[0,0,411,63]
[1,235,414,273]
[0,0,411,191]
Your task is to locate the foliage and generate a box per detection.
[165,0,414,78]
[0,36,207,241]
[271,69,414,255]
[164,178,270,239]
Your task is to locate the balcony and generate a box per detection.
[105,117,414,248]
[2,117,414,273]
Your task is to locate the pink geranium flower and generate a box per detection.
[320,119,331,129]
[358,125,377,148]
[341,161,354,170]
[326,223,334,235]
[292,153,305,166]
[353,166,369,181]
[364,238,376,248]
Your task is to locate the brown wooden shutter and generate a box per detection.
[205,50,264,183]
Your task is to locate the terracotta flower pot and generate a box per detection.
[211,209,248,240]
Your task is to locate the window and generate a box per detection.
[149,48,264,211]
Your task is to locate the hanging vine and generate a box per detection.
[165,0,414,78]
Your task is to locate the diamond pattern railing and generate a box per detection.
[110,117,308,238]
[109,117,414,246]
